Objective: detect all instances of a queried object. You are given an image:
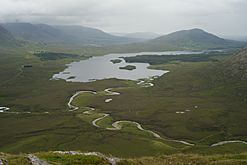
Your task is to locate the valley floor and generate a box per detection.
[0,48,246,159]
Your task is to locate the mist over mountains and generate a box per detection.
[148,28,246,50]
[0,23,246,50]
[1,23,139,46]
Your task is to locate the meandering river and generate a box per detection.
[59,50,247,148]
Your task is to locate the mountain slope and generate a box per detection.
[54,25,137,45]
[0,25,17,46]
[225,47,247,80]
[149,28,246,50]
[2,23,72,44]
[2,23,137,46]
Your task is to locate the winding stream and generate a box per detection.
[211,140,247,147]
[68,79,247,148]
[68,79,196,146]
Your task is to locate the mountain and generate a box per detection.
[124,32,161,40]
[1,23,69,44]
[225,47,247,80]
[1,23,137,46]
[149,28,246,50]
[0,25,17,46]
[54,25,137,45]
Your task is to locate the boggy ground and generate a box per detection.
[75,61,247,146]
[0,48,246,157]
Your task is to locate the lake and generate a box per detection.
[52,51,206,82]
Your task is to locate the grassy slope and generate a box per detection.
[0,152,246,165]
[0,48,130,112]
[0,47,246,158]
[76,57,247,146]
[0,48,181,157]
[121,153,247,165]
[0,152,110,165]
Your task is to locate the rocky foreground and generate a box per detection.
[0,151,247,165]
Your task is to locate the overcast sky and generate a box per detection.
[1,0,246,36]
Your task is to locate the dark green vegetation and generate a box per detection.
[34,51,80,60]
[0,46,246,158]
[94,60,247,143]
[0,48,180,157]
[69,49,247,150]
[0,25,247,162]
[110,59,122,64]
[119,65,136,70]
[122,52,231,65]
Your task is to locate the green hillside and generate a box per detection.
[148,28,246,50]
[0,25,17,47]
[0,152,246,165]
[1,23,137,46]
[55,25,137,45]
[0,28,246,164]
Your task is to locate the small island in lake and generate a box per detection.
[67,76,76,80]
[110,59,122,64]
[119,65,136,71]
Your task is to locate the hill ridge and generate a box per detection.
[149,28,246,50]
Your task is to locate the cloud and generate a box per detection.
[0,0,246,35]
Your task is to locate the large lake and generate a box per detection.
[52,51,206,82]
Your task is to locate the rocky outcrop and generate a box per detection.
[225,47,247,80]
[27,154,50,165]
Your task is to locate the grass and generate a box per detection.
[0,153,30,165]
[0,112,181,157]
[37,152,110,165]
[120,153,247,165]
[74,60,247,147]
[1,152,246,165]
[0,47,246,158]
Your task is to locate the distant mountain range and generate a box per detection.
[148,28,246,50]
[0,25,17,47]
[0,23,246,50]
[1,23,138,46]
